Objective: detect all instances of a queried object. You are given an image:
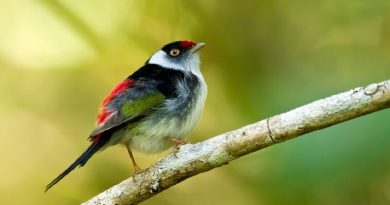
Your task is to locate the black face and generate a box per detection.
[161,41,197,58]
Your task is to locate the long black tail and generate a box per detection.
[45,134,109,192]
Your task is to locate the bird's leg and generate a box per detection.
[166,137,189,155]
[126,145,142,175]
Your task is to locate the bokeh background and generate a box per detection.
[1,0,390,204]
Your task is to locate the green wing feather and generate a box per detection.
[90,91,165,138]
[121,92,165,117]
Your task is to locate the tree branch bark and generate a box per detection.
[82,79,390,205]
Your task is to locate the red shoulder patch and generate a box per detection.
[97,78,134,125]
[179,40,196,48]
[100,78,134,108]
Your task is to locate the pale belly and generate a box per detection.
[129,115,197,153]
[111,98,203,152]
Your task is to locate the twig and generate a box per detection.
[82,79,390,205]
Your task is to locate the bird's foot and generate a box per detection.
[133,164,142,175]
[126,145,143,182]
[132,164,143,182]
[167,137,189,157]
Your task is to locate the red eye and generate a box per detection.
[169,48,181,56]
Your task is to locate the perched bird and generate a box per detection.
[46,40,207,191]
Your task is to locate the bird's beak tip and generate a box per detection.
[191,42,206,53]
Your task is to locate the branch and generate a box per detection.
[83,79,390,205]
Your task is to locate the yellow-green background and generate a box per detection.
[1,1,390,204]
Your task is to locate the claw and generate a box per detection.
[131,161,143,182]
[133,165,142,174]
[166,137,189,157]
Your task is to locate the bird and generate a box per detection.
[46,40,207,191]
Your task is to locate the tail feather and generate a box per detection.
[45,133,109,192]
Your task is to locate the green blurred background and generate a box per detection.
[1,0,390,204]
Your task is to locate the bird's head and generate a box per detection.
[147,40,205,74]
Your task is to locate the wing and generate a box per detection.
[89,77,165,141]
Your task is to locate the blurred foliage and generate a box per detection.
[1,0,390,204]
